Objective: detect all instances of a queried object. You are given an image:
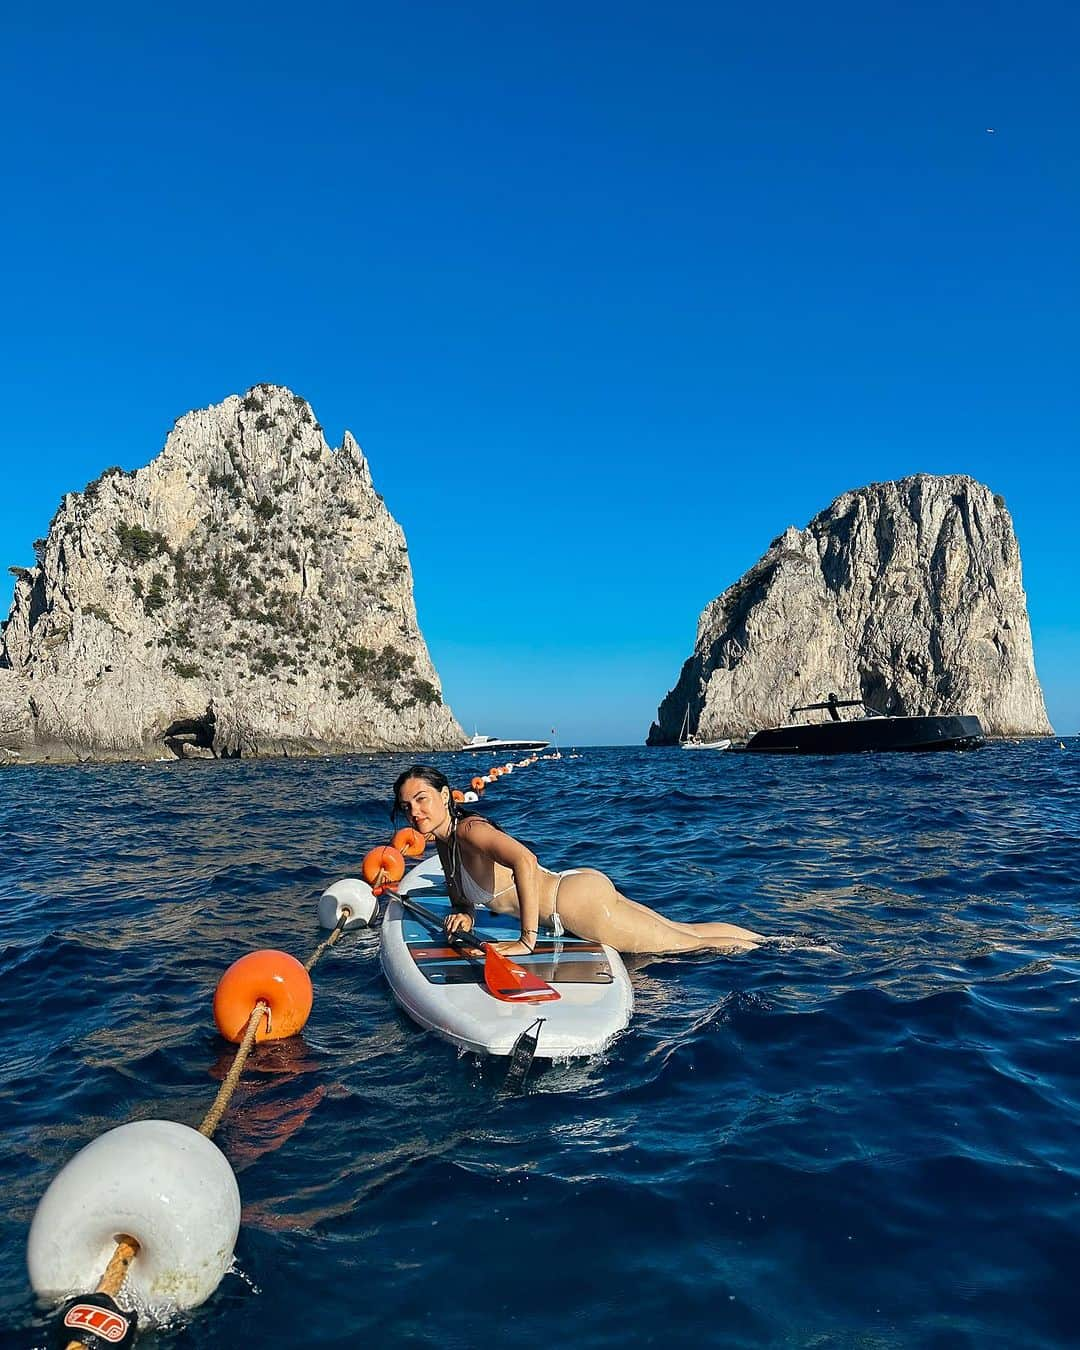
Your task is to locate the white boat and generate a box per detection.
[678,706,731,751]
[462,733,550,753]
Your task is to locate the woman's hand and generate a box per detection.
[492,939,535,958]
[444,911,475,938]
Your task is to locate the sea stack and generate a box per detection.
[0,385,463,762]
[649,474,1052,743]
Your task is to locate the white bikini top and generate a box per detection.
[457,865,516,908]
[455,860,559,907]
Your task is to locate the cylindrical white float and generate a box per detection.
[27,1119,241,1313]
[317,877,377,930]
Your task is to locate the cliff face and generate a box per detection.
[0,385,463,762]
[649,474,1052,743]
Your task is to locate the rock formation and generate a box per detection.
[0,385,464,762]
[649,474,1052,743]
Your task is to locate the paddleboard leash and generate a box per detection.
[503,1018,546,1094]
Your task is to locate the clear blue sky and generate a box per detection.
[2,2,1077,741]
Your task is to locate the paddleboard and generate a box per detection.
[380,853,633,1057]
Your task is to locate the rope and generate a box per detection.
[199,1000,270,1138]
[304,911,349,972]
[64,1236,140,1350]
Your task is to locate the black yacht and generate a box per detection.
[744,695,985,754]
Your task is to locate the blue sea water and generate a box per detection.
[1,742,1078,1348]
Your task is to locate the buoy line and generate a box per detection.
[303,909,351,972]
[197,1000,271,1139]
[28,751,552,1348]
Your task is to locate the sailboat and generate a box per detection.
[679,705,731,751]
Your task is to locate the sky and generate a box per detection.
[1,1,1077,742]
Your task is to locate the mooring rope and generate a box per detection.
[304,911,350,973]
[198,1000,270,1138]
[63,1236,141,1350]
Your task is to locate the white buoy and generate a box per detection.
[318,877,377,930]
[462,791,478,802]
[27,1119,240,1313]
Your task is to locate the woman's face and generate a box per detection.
[398,777,450,836]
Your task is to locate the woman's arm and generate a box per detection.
[436,839,476,935]
[459,817,540,954]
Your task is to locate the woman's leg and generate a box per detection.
[617,892,765,951]
[551,869,765,955]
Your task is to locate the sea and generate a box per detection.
[1,741,1077,1348]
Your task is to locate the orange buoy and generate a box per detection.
[362,844,406,895]
[470,776,485,792]
[213,950,313,1043]
[451,788,465,802]
[392,827,427,858]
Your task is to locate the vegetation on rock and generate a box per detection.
[116,522,170,563]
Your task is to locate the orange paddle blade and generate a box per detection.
[482,946,561,1003]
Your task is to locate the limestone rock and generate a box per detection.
[1,385,464,761]
[649,474,1052,743]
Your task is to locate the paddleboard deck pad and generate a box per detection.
[380,854,633,1057]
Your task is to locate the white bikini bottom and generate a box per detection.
[546,868,584,938]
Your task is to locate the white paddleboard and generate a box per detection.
[379,853,633,1058]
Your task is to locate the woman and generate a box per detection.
[392,765,767,957]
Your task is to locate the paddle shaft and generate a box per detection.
[396,894,488,955]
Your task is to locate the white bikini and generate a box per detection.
[457,863,582,939]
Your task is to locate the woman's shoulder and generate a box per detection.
[457,812,497,839]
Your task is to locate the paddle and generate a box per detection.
[397,894,560,1004]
